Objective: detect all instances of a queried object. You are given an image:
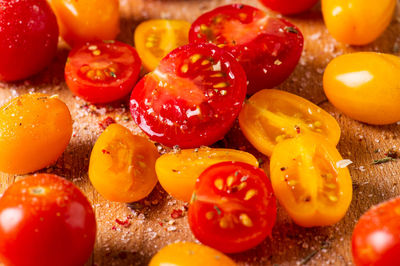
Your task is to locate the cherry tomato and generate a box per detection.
[134,19,191,71]
[89,123,159,202]
[239,89,341,157]
[150,242,237,266]
[65,40,141,104]
[352,197,400,266]
[258,0,319,15]
[270,134,352,227]
[188,161,276,253]
[156,147,259,202]
[0,174,96,266]
[0,0,58,81]
[49,0,119,46]
[324,52,400,125]
[322,0,395,45]
[0,93,72,174]
[130,43,247,148]
[189,4,304,94]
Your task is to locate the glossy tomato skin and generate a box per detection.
[352,197,400,266]
[322,0,395,45]
[188,161,276,253]
[189,4,304,94]
[130,43,247,148]
[65,40,141,104]
[0,0,59,81]
[0,174,96,266]
[258,0,319,15]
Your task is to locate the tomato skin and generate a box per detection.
[49,0,119,46]
[134,19,191,71]
[188,161,276,253]
[322,0,395,45]
[323,52,400,125]
[270,134,352,227]
[150,242,237,266]
[156,147,259,202]
[258,0,319,15]
[352,197,400,266]
[0,174,96,266]
[0,0,59,81]
[239,89,341,157]
[89,123,159,202]
[130,43,247,148]
[189,4,304,94]
[65,40,141,104]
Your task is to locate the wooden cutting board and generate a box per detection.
[1,0,400,265]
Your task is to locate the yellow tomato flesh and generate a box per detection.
[89,124,159,202]
[239,89,341,157]
[324,52,400,125]
[149,242,237,266]
[155,147,259,202]
[134,19,191,71]
[270,134,352,227]
[322,0,395,45]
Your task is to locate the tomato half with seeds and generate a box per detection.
[270,134,352,227]
[130,43,247,148]
[188,161,276,253]
[134,19,191,71]
[65,40,141,104]
[258,0,319,15]
[189,4,304,94]
[352,197,400,266]
[239,89,341,157]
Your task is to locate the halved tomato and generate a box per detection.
[130,43,247,148]
[134,19,191,71]
[239,89,341,157]
[270,134,352,227]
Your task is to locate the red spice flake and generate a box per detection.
[115,216,132,228]
[295,126,301,134]
[158,222,164,227]
[102,149,110,154]
[99,116,116,130]
[171,209,184,219]
[111,225,117,231]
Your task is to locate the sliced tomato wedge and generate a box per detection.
[65,40,141,104]
[130,43,247,148]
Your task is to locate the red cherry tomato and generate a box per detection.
[0,0,59,81]
[0,174,96,266]
[65,40,141,104]
[130,43,247,148]
[352,197,400,266]
[189,4,304,94]
[258,0,319,15]
[188,161,276,253]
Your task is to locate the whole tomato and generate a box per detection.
[0,174,96,266]
[0,0,59,81]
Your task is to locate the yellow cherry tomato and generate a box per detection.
[149,242,237,266]
[49,0,119,46]
[155,147,258,202]
[238,89,341,157]
[270,134,352,227]
[322,0,395,45]
[0,93,72,174]
[89,123,159,202]
[324,52,400,125]
[134,19,191,71]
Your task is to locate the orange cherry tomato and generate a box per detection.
[155,147,259,202]
[270,134,352,227]
[239,89,341,157]
[324,52,400,125]
[149,242,237,266]
[322,0,395,45]
[49,0,119,46]
[134,19,190,71]
[89,124,159,202]
[0,94,72,174]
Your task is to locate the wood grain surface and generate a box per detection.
[1,0,400,265]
